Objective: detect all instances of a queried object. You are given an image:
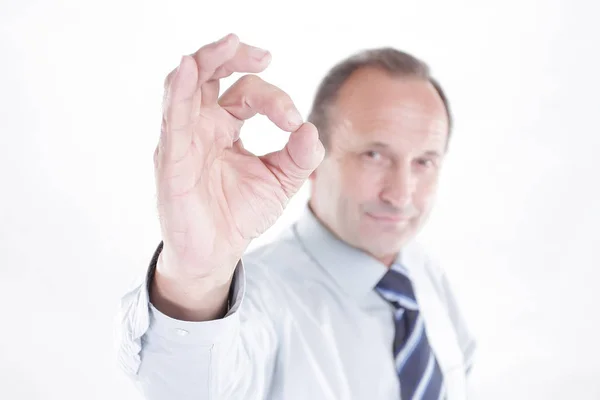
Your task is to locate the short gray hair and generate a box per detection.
[307,47,453,149]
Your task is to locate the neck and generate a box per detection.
[377,254,397,268]
[307,199,398,269]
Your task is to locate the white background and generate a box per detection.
[1,0,599,399]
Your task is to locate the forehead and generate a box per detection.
[327,67,449,150]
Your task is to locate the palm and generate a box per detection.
[166,109,288,255]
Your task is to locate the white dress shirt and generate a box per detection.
[116,205,476,400]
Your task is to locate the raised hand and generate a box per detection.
[153,34,324,319]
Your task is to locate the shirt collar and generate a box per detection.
[293,204,395,301]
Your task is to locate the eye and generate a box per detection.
[364,150,383,160]
[416,158,434,168]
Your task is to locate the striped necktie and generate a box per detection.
[375,264,445,400]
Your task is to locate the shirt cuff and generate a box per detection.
[144,241,247,345]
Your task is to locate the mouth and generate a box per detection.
[365,212,412,224]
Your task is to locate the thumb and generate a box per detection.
[260,122,325,197]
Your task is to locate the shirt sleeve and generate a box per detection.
[115,242,279,400]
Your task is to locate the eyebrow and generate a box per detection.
[422,150,442,158]
[366,142,442,158]
[367,141,391,149]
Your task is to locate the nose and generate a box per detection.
[380,165,415,208]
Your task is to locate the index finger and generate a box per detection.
[192,34,272,85]
[218,74,304,132]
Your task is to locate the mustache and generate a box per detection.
[362,202,419,218]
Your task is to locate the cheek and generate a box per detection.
[414,176,439,210]
[345,167,384,199]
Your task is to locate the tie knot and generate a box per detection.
[375,265,419,310]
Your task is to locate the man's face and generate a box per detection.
[309,67,449,265]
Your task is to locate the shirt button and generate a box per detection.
[175,328,189,336]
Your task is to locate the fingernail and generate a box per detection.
[287,109,303,127]
[216,33,235,47]
[249,46,270,62]
[219,33,232,42]
[259,51,272,64]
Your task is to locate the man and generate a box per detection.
[117,33,476,400]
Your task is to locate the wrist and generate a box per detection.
[150,253,235,321]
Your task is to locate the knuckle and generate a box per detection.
[194,50,208,69]
[238,73,262,88]
[214,65,230,79]
[194,42,219,69]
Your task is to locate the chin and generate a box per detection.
[359,232,411,257]
[365,218,416,237]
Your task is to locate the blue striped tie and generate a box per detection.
[375,264,445,400]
